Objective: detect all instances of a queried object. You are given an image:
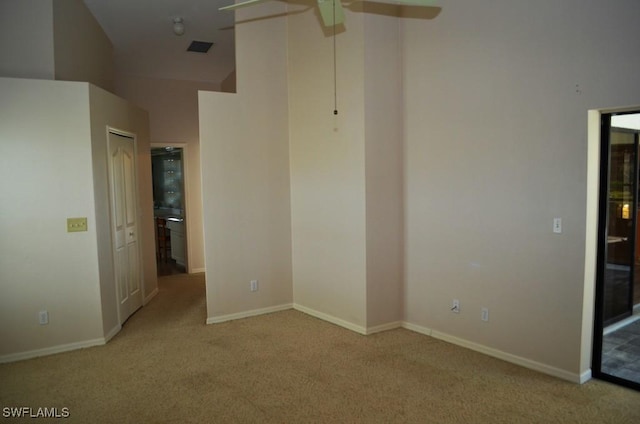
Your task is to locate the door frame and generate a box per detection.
[585,106,640,389]
[151,142,191,273]
[107,127,145,324]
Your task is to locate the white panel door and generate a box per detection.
[108,131,142,324]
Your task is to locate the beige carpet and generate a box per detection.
[1,273,639,423]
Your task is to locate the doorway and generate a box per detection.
[151,146,187,276]
[593,111,640,390]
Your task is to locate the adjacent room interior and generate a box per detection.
[151,146,187,276]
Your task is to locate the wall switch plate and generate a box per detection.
[481,307,489,322]
[553,218,562,234]
[250,280,258,292]
[452,299,460,313]
[39,310,49,325]
[67,217,88,232]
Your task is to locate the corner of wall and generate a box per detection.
[52,0,115,92]
[199,5,292,322]
[88,84,157,336]
[0,78,103,359]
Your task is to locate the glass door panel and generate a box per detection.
[603,129,636,325]
[594,112,640,390]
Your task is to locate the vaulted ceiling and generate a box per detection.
[83,0,236,84]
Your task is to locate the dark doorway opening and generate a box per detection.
[151,147,187,276]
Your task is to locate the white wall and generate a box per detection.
[402,0,640,378]
[199,3,292,322]
[0,0,114,92]
[196,0,640,381]
[287,5,368,330]
[0,78,156,361]
[364,7,404,329]
[220,70,236,93]
[0,0,55,80]
[52,0,114,92]
[116,74,212,273]
[0,0,153,362]
[287,4,405,331]
[0,78,103,359]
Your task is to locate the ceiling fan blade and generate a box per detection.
[356,0,438,5]
[219,0,271,12]
[317,0,345,27]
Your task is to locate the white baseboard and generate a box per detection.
[366,321,403,335]
[401,321,432,337]
[206,303,293,324]
[580,369,592,384]
[0,338,107,364]
[399,322,583,383]
[207,302,400,336]
[293,304,368,335]
[190,268,206,274]
[104,324,122,343]
[144,287,159,305]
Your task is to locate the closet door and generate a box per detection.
[108,131,142,324]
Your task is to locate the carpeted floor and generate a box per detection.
[1,273,639,423]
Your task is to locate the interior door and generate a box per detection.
[108,131,142,324]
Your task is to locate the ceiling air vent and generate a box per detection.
[187,41,214,53]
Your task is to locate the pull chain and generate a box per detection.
[333,0,338,115]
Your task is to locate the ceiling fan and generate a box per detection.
[219,0,438,115]
[219,0,439,28]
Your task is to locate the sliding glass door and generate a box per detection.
[594,112,640,390]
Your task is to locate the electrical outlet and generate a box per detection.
[481,307,489,322]
[451,299,460,314]
[250,280,258,292]
[39,310,49,325]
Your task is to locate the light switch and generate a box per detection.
[67,217,88,233]
[553,218,562,234]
